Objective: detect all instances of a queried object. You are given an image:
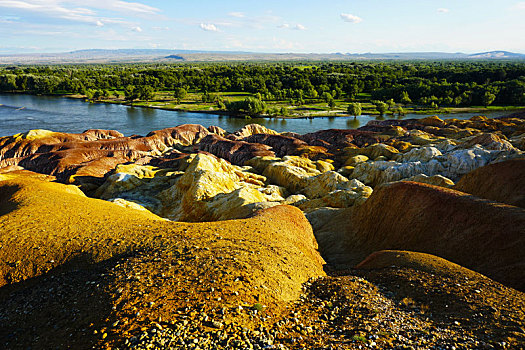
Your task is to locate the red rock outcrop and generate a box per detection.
[81,129,125,139]
[207,125,227,137]
[460,133,516,151]
[446,116,525,137]
[226,124,279,140]
[241,134,311,157]
[144,124,211,148]
[0,125,219,183]
[300,129,381,149]
[198,134,275,165]
[453,158,525,208]
[314,181,525,291]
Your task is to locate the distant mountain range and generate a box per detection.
[344,51,525,60]
[0,49,523,64]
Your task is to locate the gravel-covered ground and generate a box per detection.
[122,263,525,350]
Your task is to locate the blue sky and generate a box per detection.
[0,0,524,54]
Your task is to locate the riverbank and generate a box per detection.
[1,93,521,137]
[61,92,525,120]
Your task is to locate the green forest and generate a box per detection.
[1,61,524,117]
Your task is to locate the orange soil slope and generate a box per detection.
[453,158,525,208]
[316,181,525,291]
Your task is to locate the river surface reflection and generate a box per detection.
[0,94,510,137]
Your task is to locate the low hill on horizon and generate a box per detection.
[0,49,524,64]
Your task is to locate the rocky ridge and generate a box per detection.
[1,115,523,224]
[1,115,525,349]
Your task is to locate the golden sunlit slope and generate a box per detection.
[0,174,325,348]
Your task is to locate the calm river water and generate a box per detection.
[0,94,511,137]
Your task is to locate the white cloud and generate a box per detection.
[199,23,218,32]
[111,0,158,15]
[340,13,363,23]
[515,2,525,9]
[67,0,160,15]
[0,0,160,27]
[278,23,306,30]
[132,26,142,32]
[228,12,245,18]
[72,7,96,15]
[437,8,450,14]
[96,20,104,27]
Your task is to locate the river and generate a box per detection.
[0,94,511,137]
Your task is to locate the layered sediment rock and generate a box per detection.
[198,134,275,165]
[0,124,218,190]
[350,144,520,186]
[314,181,525,291]
[0,116,523,223]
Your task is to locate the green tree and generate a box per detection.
[372,100,388,116]
[202,91,216,103]
[85,89,95,101]
[482,91,496,107]
[321,91,333,103]
[226,97,266,116]
[442,96,454,106]
[138,85,155,101]
[386,99,396,112]
[216,99,226,110]
[347,102,362,118]
[124,85,139,105]
[0,74,17,91]
[333,87,343,99]
[173,87,187,104]
[345,83,359,100]
[307,88,318,99]
[328,98,336,109]
[400,91,412,105]
[393,105,405,116]
[93,89,102,100]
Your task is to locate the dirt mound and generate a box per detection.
[0,175,325,348]
[356,250,487,280]
[315,181,525,291]
[454,158,525,208]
